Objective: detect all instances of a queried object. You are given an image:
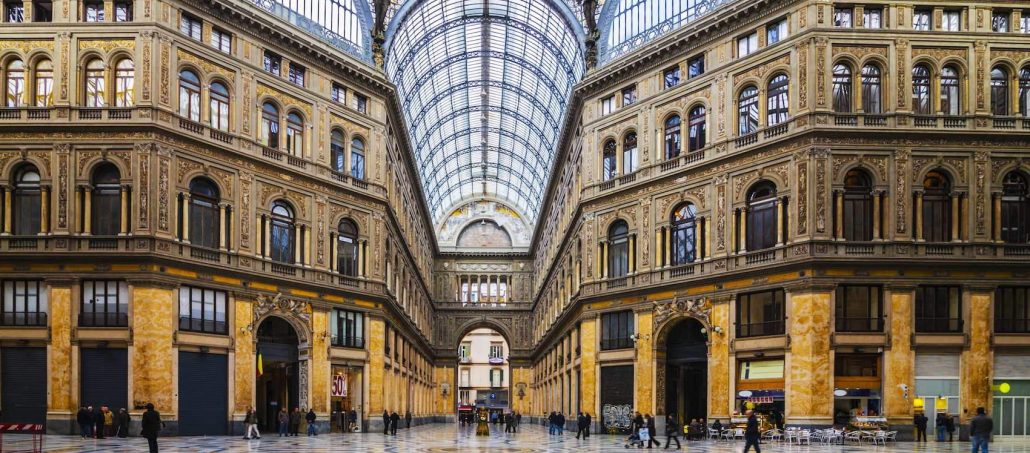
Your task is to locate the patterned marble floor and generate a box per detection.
[6,424,1028,452]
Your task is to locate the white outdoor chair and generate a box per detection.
[886,431,898,443]
[844,430,863,444]
[797,429,811,445]
[734,428,745,440]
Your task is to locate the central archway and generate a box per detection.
[660,318,708,427]
[256,316,300,432]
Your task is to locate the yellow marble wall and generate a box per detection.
[511,367,533,414]
[132,286,175,413]
[48,286,73,412]
[233,296,255,414]
[960,291,993,423]
[635,311,654,414]
[433,365,453,414]
[883,290,915,423]
[579,318,597,415]
[367,317,385,414]
[310,309,330,413]
[708,301,731,419]
[786,290,833,424]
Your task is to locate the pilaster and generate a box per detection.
[785,287,833,425]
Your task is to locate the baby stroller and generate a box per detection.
[625,427,648,448]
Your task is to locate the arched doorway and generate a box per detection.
[455,327,510,426]
[256,316,300,432]
[662,318,708,426]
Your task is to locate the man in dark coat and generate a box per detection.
[405,411,412,429]
[390,411,400,435]
[515,411,522,429]
[743,410,760,453]
[970,407,993,453]
[93,405,105,438]
[306,408,317,436]
[583,413,591,438]
[140,403,162,453]
[945,414,956,441]
[575,412,586,439]
[664,414,682,448]
[116,408,130,438]
[504,412,515,433]
[77,406,92,438]
[382,410,389,435]
[914,413,928,442]
[557,412,565,435]
[646,414,661,448]
[289,407,301,436]
[348,409,358,432]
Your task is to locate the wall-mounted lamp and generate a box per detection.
[700,326,724,335]
[629,333,650,343]
[516,382,527,400]
[441,383,450,397]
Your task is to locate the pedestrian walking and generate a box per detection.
[970,407,993,453]
[646,414,661,448]
[406,411,412,429]
[77,406,91,438]
[914,413,928,442]
[557,412,566,434]
[382,410,390,435]
[515,411,522,430]
[116,408,130,438]
[277,408,289,436]
[243,407,261,439]
[583,413,591,438]
[548,412,556,435]
[390,411,400,435]
[575,412,586,439]
[664,414,682,449]
[306,408,318,436]
[504,412,514,433]
[743,410,760,453]
[140,403,163,453]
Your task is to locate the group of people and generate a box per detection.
[912,408,994,453]
[547,412,567,434]
[381,410,413,435]
[276,407,319,437]
[76,405,130,439]
[502,411,522,432]
[334,409,360,432]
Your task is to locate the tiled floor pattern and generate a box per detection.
[5,424,1026,452]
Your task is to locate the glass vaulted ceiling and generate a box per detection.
[385,0,585,226]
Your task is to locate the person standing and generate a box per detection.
[93,405,104,439]
[382,410,390,435]
[277,408,289,436]
[645,414,661,448]
[935,413,947,441]
[306,408,317,436]
[140,403,163,453]
[405,411,412,429]
[548,412,556,435]
[743,410,761,453]
[243,407,261,439]
[558,412,566,435]
[116,408,130,438]
[664,414,682,449]
[583,413,591,438]
[970,407,993,453]
[288,407,300,436]
[77,406,91,438]
[945,414,956,441]
[914,413,928,442]
[575,412,585,439]
[504,412,514,433]
[348,409,358,432]
[515,411,522,430]
[103,406,114,437]
[390,410,400,435]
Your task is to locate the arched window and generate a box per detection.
[269,201,294,263]
[991,66,1010,116]
[351,137,366,179]
[602,139,617,180]
[90,163,121,236]
[209,81,230,131]
[261,102,280,148]
[663,115,681,160]
[1001,171,1030,243]
[861,64,882,114]
[767,74,789,125]
[670,203,697,265]
[746,181,778,251]
[622,132,638,174]
[940,65,960,116]
[337,219,359,276]
[84,59,105,107]
[1020,67,1030,117]
[608,220,629,278]
[188,178,220,249]
[842,169,873,241]
[12,165,40,235]
[286,112,304,156]
[832,63,852,113]
[922,170,952,242]
[178,69,200,121]
[114,59,134,107]
[330,130,346,173]
[738,86,759,135]
[912,65,932,115]
[5,59,25,107]
[688,106,706,152]
[34,59,53,107]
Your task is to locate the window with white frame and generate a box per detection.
[211,28,231,53]
[600,95,615,115]
[942,11,960,31]
[737,32,758,57]
[1,280,47,326]
[833,7,853,27]
[332,83,346,103]
[180,13,202,40]
[913,9,931,30]
[767,19,788,45]
[80,280,128,327]
[993,11,1010,32]
[178,286,227,334]
[489,342,503,359]
[863,8,882,28]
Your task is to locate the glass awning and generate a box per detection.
[386,0,585,227]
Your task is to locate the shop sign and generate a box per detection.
[747,396,774,404]
[332,374,347,397]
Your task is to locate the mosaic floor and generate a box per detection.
[6,424,1028,452]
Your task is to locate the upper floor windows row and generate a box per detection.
[738,73,790,136]
[2,57,53,107]
[82,0,132,22]
[180,12,233,54]
[4,0,51,22]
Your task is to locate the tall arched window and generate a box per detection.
[12,165,40,235]
[209,81,230,131]
[622,132,638,174]
[1001,171,1030,243]
[285,112,304,156]
[608,220,629,278]
[922,170,952,242]
[178,69,200,121]
[842,169,873,241]
[188,178,220,249]
[269,201,295,263]
[602,139,617,180]
[113,59,134,107]
[832,63,852,113]
[688,106,706,152]
[767,74,789,125]
[912,65,932,115]
[670,203,697,265]
[940,65,961,116]
[738,86,759,135]
[34,59,53,107]
[746,181,778,251]
[991,66,1010,116]
[337,219,359,276]
[261,102,280,148]
[90,163,121,236]
[663,115,681,160]
[5,59,25,107]
[861,64,882,114]
[1020,67,1030,117]
[351,137,366,179]
[330,129,346,173]
[84,59,105,107]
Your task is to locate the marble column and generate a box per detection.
[218,204,227,249]
[834,190,844,239]
[739,208,748,253]
[368,317,386,414]
[635,310,654,414]
[131,284,176,413]
[708,299,731,419]
[233,294,255,415]
[960,288,994,424]
[914,191,924,241]
[47,283,74,426]
[40,185,50,234]
[776,197,785,245]
[655,227,663,268]
[181,193,190,242]
[2,186,10,234]
[119,185,128,235]
[883,287,915,428]
[311,309,330,414]
[785,287,833,425]
[83,186,92,234]
[950,193,960,242]
[663,228,671,266]
[602,241,609,278]
[579,317,597,415]
[697,217,705,260]
[992,192,1003,241]
[872,191,882,240]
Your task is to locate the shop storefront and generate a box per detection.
[330,365,364,432]
[833,353,882,426]
[992,352,1030,437]
[914,353,960,436]
[735,358,785,427]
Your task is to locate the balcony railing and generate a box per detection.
[0,109,21,119]
[736,320,785,338]
[270,262,297,276]
[995,318,1030,334]
[835,317,884,332]
[87,238,119,250]
[835,115,858,126]
[79,312,129,327]
[600,337,633,350]
[0,312,48,327]
[189,246,220,261]
[178,316,228,334]
[915,317,963,333]
[286,154,307,168]
[262,147,284,161]
[331,336,365,349]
